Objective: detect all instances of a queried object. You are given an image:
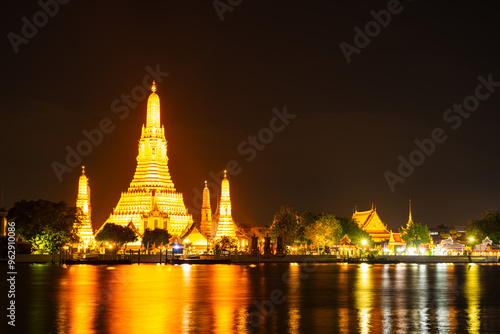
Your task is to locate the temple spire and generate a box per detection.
[75,166,94,246]
[146,80,161,129]
[214,169,237,239]
[408,199,413,224]
[200,180,213,238]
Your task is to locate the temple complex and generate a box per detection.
[101,81,193,236]
[353,204,391,243]
[75,166,94,246]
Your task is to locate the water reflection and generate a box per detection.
[355,263,373,334]
[13,262,498,333]
[56,265,98,334]
[464,264,481,332]
[287,264,302,334]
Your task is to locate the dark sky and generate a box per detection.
[1,1,499,231]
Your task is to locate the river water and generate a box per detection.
[2,262,500,333]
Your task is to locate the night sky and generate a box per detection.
[1,1,499,231]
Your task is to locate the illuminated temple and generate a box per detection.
[353,205,391,243]
[75,166,94,246]
[102,81,193,236]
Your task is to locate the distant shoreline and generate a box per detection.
[2,254,498,264]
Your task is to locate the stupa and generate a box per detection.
[75,166,94,245]
[102,81,193,236]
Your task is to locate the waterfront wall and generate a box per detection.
[7,253,499,264]
[386,255,499,263]
[232,255,337,263]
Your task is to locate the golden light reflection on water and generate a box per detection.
[338,264,350,334]
[287,264,301,334]
[465,264,482,333]
[51,264,252,333]
[56,265,98,334]
[211,265,249,333]
[40,263,495,333]
[355,263,373,334]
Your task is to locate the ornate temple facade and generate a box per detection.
[352,205,391,243]
[102,82,193,236]
[75,166,94,246]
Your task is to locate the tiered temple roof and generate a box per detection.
[353,205,391,243]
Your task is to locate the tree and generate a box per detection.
[467,210,500,244]
[269,205,299,246]
[440,228,461,240]
[95,223,138,251]
[7,199,80,254]
[142,228,171,251]
[337,217,372,246]
[400,221,431,247]
[214,235,238,253]
[304,214,342,251]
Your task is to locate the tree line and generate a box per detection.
[269,205,373,252]
[6,199,500,253]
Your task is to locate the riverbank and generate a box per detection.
[231,254,499,264]
[4,253,499,264]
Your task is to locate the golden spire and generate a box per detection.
[200,180,212,237]
[221,170,230,203]
[215,169,237,239]
[146,80,160,129]
[76,166,94,245]
[408,199,413,224]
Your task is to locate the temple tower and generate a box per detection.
[75,166,94,245]
[214,170,237,239]
[102,81,193,236]
[200,181,213,238]
[408,199,413,224]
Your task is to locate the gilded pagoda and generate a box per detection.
[101,81,193,236]
[75,166,95,246]
[214,170,238,239]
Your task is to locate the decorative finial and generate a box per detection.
[204,180,208,188]
[82,166,85,174]
[224,170,227,178]
[409,199,413,222]
[151,80,157,93]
